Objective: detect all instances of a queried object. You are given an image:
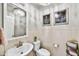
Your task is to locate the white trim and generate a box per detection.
[8,35,26,40]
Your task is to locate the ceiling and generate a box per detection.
[30,3,62,10]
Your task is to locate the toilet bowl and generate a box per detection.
[36,48,50,56]
[33,40,50,56]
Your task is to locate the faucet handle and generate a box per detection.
[14,43,19,48]
[19,41,23,44]
[14,41,23,48]
[19,41,23,46]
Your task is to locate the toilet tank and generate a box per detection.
[33,40,40,51]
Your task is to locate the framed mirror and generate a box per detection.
[3,3,28,40]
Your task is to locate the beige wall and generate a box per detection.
[38,3,79,56]
[1,3,79,56]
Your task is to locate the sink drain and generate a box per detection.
[21,52,23,54]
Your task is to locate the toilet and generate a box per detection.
[33,40,50,56]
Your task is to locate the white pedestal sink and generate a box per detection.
[5,43,33,56]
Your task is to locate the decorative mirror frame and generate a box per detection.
[2,3,28,40]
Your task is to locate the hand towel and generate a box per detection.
[0,28,8,45]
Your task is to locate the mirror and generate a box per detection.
[3,3,27,40]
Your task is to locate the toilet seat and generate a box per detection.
[37,48,50,56]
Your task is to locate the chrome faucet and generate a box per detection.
[15,41,23,48]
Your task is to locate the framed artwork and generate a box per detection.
[54,8,69,25]
[43,14,50,25]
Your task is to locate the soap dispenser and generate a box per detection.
[34,36,37,42]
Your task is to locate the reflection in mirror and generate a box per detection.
[6,3,27,39]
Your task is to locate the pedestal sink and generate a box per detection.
[5,43,33,56]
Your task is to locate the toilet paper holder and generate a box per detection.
[53,43,59,48]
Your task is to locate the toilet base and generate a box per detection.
[35,48,50,56]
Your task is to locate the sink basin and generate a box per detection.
[5,43,33,56]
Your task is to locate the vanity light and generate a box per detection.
[13,8,25,16]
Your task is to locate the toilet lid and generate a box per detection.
[38,48,50,56]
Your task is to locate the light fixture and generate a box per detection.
[13,8,25,16]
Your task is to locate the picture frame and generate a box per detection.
[54,8,69,25]
[43,14,51,26]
